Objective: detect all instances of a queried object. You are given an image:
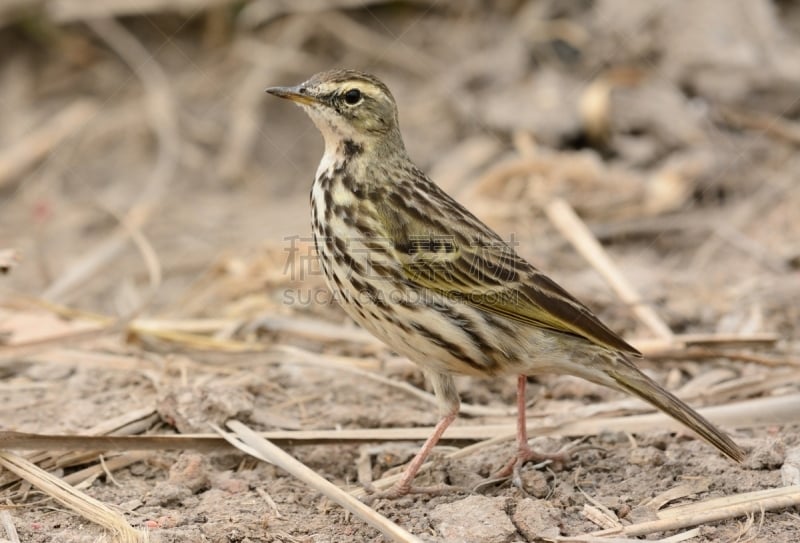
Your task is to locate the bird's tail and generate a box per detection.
[605,355,745,462]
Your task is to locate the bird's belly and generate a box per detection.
[338,287,492,376]
[314,236,520,376]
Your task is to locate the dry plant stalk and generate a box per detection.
[0,100,96,188]
[0,509,21,543]
[590,486,800,538]
[43,16,179,305]
[545,198,674,340]
[3,392,798,454]
[0,451,146,542]
[215,421,424,543]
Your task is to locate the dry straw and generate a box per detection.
[0,451,147,542]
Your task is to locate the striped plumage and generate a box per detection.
[267,70,744,498]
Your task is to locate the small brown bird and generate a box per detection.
[267,70,744,498]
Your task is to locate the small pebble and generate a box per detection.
[512,498,561,540]
[628,446,666,467]
[430,495,516,543]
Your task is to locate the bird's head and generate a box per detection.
[267,70,402,151]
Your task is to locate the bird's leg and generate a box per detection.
[365,372,462,500]
[493,375,571,482]
[384,408,457,497]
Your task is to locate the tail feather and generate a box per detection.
[608,356,745,463]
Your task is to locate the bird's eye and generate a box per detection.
[343,88,362,105]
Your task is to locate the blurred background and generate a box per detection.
[1,0,798,334]
[1,1,800,540]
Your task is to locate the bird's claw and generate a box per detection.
[492,440,602,485]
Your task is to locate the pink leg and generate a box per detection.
[493,375,570,480]
[515,373,529,453]
[366,372,461,500]
[390,409,457,496]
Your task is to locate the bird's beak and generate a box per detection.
[265,85,316,105]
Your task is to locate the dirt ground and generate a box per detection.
[1,1,800,541]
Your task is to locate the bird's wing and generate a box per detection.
[374,191,641,357]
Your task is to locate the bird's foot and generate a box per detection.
[491,440,598,489]
[493,446,568,481]
[361,481,464,504]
